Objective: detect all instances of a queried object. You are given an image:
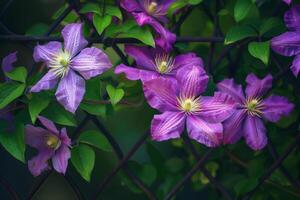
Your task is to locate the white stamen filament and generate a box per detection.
[177,96,201,114]
[244,98,264,117]
[49,50,71,78]
[154,54,174,74]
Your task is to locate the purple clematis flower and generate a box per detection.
[0,52,18,132]
[271,5,300,76]
[115,45,203,82]
[143,65,236,147]
[120,0,176,51]
[217,74,294,150]
[25,116,71,176]
[31,23,112,113]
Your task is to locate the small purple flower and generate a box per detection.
[0,52,18,132]
[115,45,203,82]
[217,74,294,150]
[25,116,71,176]
[143,65,236,147]
[120,0,176,51]
[271,5,300,76]
[31,23,112,113]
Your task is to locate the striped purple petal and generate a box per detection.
[151,111,185,141]
[55,70,85,113]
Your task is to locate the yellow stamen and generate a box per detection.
[45,134,61,150]
[154,54,174,74]
[49,50,71,78]
[245,98,263,117]
[178,96,201,113]
[147,2,158,14]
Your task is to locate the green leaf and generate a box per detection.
[80,103,106,117]
[78,130,112,152]
[234,0,253,22]
[93,14,112,35]
[234,177,258,195]
[139,164,157,186]
[71,144,95,182]
[80,3,101,14]
[259,18,282,36]
[224,25,257,45]
[0,123,25,163]
[0,82,25,109]
[248,41,270,65]
[5,67,27,83]
[106,5,122,19]
[106,84,124,105]
[26,23,49,36]
[120,26,155,47]
[188,0,203,5]
[28,93,51,123]
[42,103,77,127]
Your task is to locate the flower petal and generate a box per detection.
[151,111,185,141]
[283,0,292,5]
[60,128,71,146]
[120,0,142,12]
[187,115,223,147]
[223,109,246,144]
[70,47,112,79]
[115,64,160,81]
[124,45,155,70]
[55,70,85,113]
[25,125,49,149]
[243,115,267,151]
[291,54,300,76]
[176,65,209,98]
[262,95,294,122]
[271,32,300,56]
[28,149,53,177]
[30,71,58,92]
[62,23,88,57]
[132,12,176,52]
[33,41,62,63]
[199,92,236,123]
[284,5,300,31]
[217,78,245,104]
[173,53,204,70]
[245,73,272,98]
[2,51,17,73]
[143,77,178,112]
[38,116,59,134]
[52,145,71,174]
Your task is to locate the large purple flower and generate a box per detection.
[25,116,71,176]
[143,65,236,147]
[0,52,17,132]
[271,5,300,76]
[31,23,112,113]
[120,0,176,51]
[217,74,294,150]
[115,45,203,82]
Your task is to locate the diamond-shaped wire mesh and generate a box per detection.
[0,0,299,200]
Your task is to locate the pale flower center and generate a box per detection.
[45,134,61,150]
[49,50,71,78]
[147,2,158,14]
[178,96,201,113]
[245,98,263,117]
[154,54,174,74]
